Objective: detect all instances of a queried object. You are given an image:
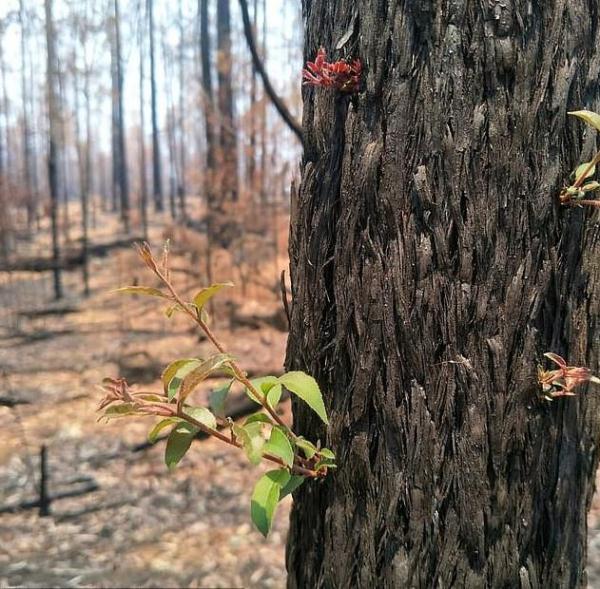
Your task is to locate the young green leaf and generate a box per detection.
[102,403,140,418]
[318,448,336,460]
[569,110,600,133]
[148,417,180,443]
[179,354,234,402]
[295,437,318,459]
[209,380,233,417]
[182,406,217,430]
[233,422,266,465]
[245,376,283,408]
[250,469,291,537]
[263,426,294,467]
[279,475,305,500]
[162,358,202,400]
[244,412,274,425]
[192,282,234,311]
[575,162,596,183]
[278,371,329,424]
[165,423,197,469]
[583,181,600,192]
[113,286,169,298]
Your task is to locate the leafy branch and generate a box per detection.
[98,242,335,536]
[559,110,600,208]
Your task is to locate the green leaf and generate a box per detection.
[102,403,139,418]
[113,286,169,298]
[575,162,596,182]
[263,426,294,467]
[250,469,290,537]
[209,381,233,417]
[192,282,234,311]
[182,406,217,430]
[244,412,274,425]
[295,437,318,459]
[179,354,234,402]
[278,371,329,425]
[583,181,600,192]
[162,358,202,401]
[569,110,600,133]
[148,418,180,443]
[165,423,197,469]
[245,376,282,409]
[318,448,336,460]
[279,475,305,500]
[315,460,337,471]
[234,422,266,465]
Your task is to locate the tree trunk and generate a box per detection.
[44,0,63,300]
[114,0,130,232]
[20,0,36,232]
[139,7,149,239]
[199,0,215,291]
[148,0,163,213]
[285,3,600,588]
[216,0,238,204]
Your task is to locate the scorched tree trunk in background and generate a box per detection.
[285,2,600,587]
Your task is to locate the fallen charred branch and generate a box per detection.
[0,236,144,272]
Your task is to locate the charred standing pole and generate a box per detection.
[44,0,63,300]
[38,445,50,517]
[286,2,600,588]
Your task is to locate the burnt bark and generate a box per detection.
[148,0,163,212]
[285,2,600,588]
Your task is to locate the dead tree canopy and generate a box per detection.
[285,2,600,588]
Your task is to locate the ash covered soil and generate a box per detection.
[0,228,292,589]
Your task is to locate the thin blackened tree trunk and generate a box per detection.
[44,0,62,300]
[177,0,187,220]
[148,0,163,213]
[114,0,130,232]
[216,0,238,203]
[19,0,36,232]
[286,2,600,588]
[138,3,149,239]
[199,0,215,287]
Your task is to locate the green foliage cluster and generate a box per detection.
[98,242,335,537]
[561,110,600,207]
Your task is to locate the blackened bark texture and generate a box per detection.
[285,2,600,588]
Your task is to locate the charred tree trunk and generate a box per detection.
[19,0,36,232]
[44,0,62,300]
[148,0,163,213]
[114,0,130,232]
[139,7,149,239]
[199,0,215,288]
[286,3,600,588]
[216,0,238,204]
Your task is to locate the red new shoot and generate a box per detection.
[538,352,600,400]
[302,47,362,94]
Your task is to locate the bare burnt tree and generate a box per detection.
[199,0,215,284]
[19,0,36,231]
[285,3,600,588]
[44,0,63,299]
[138,0,149,238]
[216,0,237,204]
[113,0,129,232]
[148,0,163,212]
